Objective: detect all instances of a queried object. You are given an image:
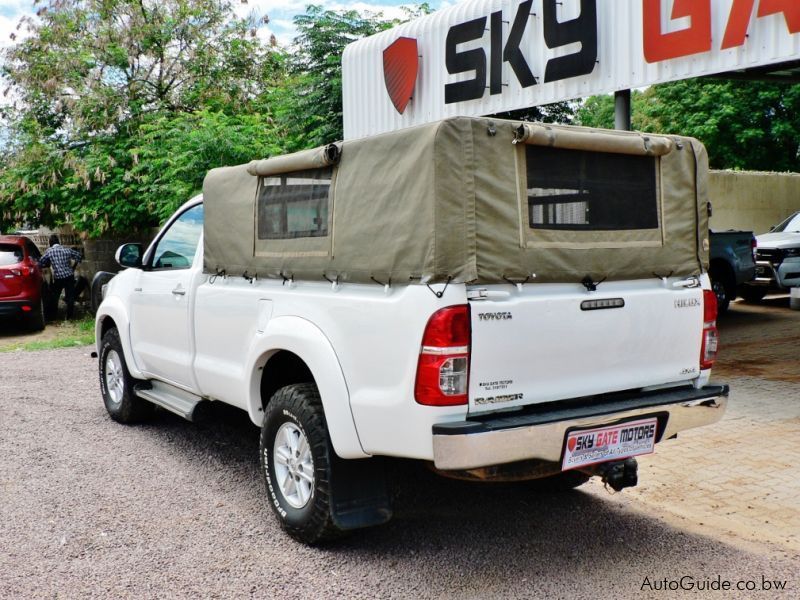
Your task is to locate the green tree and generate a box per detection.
[575,93,619,129]
[0,0,283,234]
[489,101,576,125]
[279,4,430,150]
[577,80,800,172]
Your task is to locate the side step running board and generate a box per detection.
[135,382,202,421]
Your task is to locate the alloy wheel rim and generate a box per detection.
[273,422,314,509]
[104,350,124,405]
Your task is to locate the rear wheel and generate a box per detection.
[27,297,45,332]
[99,327,153,423]
[260,383,344,544]
[741,286,767,304]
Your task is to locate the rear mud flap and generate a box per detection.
[330,455,392,530]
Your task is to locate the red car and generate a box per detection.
[0,235,46,331]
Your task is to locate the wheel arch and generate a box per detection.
[247,316,368,460]
[94,297,144,379]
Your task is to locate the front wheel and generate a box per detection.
[260,383,343,544]
[99,327,153,423]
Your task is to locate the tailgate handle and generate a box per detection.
[672,277,700,289]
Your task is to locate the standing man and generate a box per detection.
[39,234,82,320]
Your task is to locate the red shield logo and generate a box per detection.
[567,437,577,453]
[383,37,418,114]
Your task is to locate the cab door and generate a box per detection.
[128,203,204,388]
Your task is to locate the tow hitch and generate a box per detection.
[583,458,639,492]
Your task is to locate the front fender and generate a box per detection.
[95,295,146,380]
[247,316,368,460]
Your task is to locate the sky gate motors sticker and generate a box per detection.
[562,418,658,471]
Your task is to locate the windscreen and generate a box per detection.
[526,146,659,232]
[772,212,800,233]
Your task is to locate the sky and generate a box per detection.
[0,1,450,50]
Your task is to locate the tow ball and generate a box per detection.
[583,458,639,492]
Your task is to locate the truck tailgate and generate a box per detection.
[467,279,704,414]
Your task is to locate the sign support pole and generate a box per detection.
[615,89,632,131]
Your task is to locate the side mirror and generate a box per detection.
[115,243,143,269]
[769,226,776,232]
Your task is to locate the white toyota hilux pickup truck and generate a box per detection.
[96,118,728,544]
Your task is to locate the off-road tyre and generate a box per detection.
[99,327,154,423]
[260,383,344,545]
[740,286,767,304]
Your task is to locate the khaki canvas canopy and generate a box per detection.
[203,117,709,284]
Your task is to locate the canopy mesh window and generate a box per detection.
[526,146,659,231]
[257,168,332,240]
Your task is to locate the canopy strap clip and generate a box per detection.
[209,268,226,284]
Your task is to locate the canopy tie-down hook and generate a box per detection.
[581,275,606,292]
[426,276,453,299]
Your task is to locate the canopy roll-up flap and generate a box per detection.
[513,124,673,157]
[246,143,342,177]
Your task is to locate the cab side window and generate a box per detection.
[151,204,204,270]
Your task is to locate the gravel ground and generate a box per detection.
[1,346,797,599]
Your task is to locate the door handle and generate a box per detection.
[171,288,186,296]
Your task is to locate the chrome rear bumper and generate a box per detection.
[432,385,729,470]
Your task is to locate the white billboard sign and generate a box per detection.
[342,0,800,139]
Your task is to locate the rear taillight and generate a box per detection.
[414,305,470,406]
[9,267,33,276]
[700,289,718,370]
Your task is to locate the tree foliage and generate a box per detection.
[278,4,431,150]
[0,1,432,234]
[1,0,283,234]
[577,79,800,172]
